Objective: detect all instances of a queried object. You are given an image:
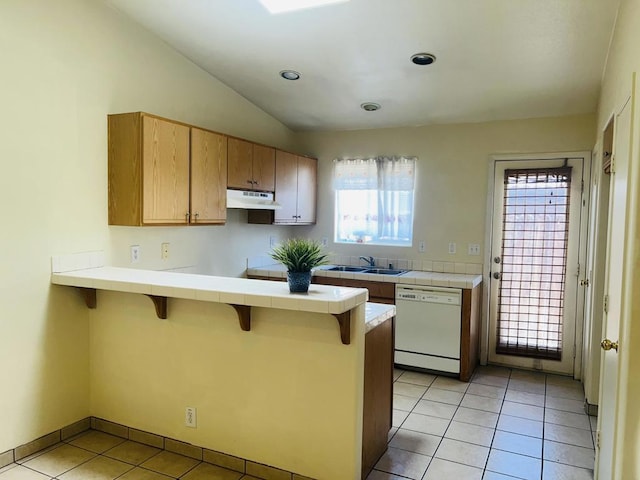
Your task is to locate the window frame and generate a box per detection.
[333,156,416,247]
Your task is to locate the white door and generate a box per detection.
[581,150,610,407]
[488,156,588,374]
[595,90,632,479]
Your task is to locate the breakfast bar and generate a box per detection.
[51,263,393,480]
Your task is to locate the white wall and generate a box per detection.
[90,293,365,479]
[594,0,640,477]
[296,115,596,266]
[0,0,295,453]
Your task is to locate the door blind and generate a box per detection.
[496,167,572,360]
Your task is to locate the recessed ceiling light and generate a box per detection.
[280,70,301,80]
[410,53,436,66]
[361,102,381,112]
[259,0,349,14]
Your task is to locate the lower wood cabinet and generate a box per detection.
[313,276,395,304]
[460,285,482,382]
[362,316,394,479]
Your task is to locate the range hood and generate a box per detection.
[226,189,282,210]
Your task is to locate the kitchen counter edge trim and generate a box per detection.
[51,266,369,316]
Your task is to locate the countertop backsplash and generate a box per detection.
[247,254,483,276]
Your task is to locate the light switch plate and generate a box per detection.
[448,242,456,254]
[468,243,481,255]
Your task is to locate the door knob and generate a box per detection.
[601,339,619,352]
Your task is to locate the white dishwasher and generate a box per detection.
[395,284,462,374]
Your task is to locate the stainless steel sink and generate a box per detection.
[363,268,407,276]
[326,265,368,272]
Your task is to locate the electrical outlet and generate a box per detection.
[161,243,170,260]
[321,237,328,247]
[418,241,426,253]
[468,243,481,256]
[448,242,457,254]
[130,245,140,263]
[185,407,197,428]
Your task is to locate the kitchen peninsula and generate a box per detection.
[50,254,394,480]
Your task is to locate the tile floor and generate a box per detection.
[0,366,596,480]
[0,431,263,480]
[369,365,596,480]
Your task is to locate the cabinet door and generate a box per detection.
[252,144,275,192]
[191,128,227,224]
[274,150,299,223]
[296,156,317,224]
[142,116,190,224]
[362,317,393,477]
[227,137,253,189]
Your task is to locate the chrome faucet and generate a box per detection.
[359,256,375,267]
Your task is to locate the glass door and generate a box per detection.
[488,157,587,374]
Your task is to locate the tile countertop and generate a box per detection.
[51,266,368,315]
[365,302,395,333]
[247,264,483,289]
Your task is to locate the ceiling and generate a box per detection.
[104,0,619,132]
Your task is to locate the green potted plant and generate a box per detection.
[270,238,328,293]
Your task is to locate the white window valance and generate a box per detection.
[333,156,416,191]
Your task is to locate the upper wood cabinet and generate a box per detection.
[296,155,317,223]
[253,143,276,191]
[227,137,252,190]
[227,137,275,191]
[190,128,227,224]
[108,112,227,226]
[274,150,317,225]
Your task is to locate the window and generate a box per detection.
[333,156,416,246]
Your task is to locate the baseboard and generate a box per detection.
[2,416,314,480]
[585,400,599,417]
[0,417,91,469]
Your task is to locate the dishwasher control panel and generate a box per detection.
[396,285,461,305]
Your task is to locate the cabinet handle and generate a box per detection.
[185,212,190,221]
[254,180,259,185]
[247,180,253,184]
[194,212,199,222]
